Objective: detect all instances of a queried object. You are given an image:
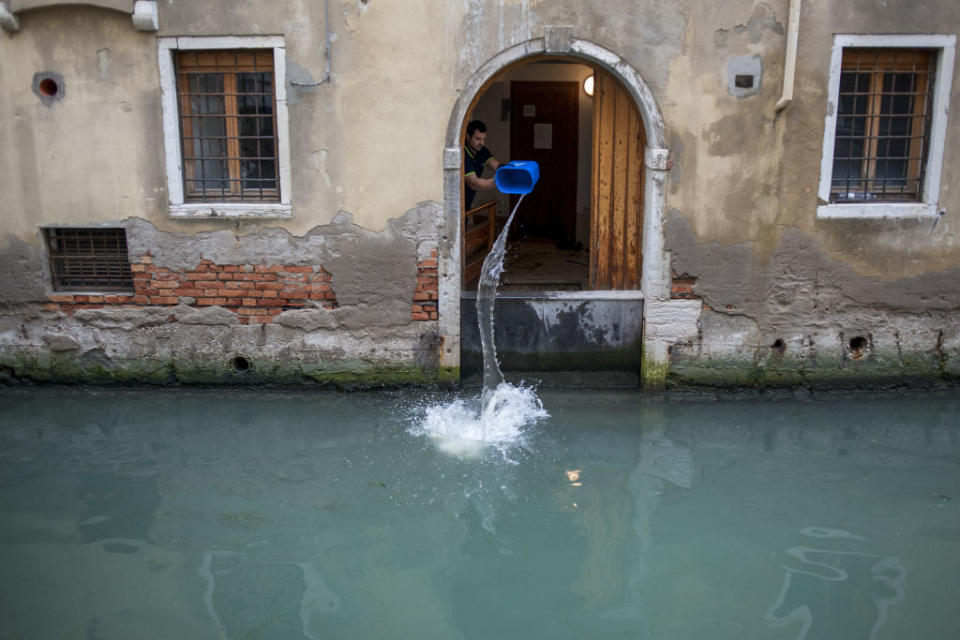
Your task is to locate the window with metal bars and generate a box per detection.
[45,228,134,292]
[830,48,935,203]
[175,50,279,202]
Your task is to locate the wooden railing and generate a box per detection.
[462,201,496,285]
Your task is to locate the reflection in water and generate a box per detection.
[766,528,906,639]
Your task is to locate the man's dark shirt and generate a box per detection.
[464,144,493,209]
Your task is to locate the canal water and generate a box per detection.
[0,386,958,639]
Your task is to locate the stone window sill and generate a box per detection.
[816,203,940,220]
[169,204,293,219]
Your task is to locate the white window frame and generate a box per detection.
[158,36,293,219]
[817,34,955,220]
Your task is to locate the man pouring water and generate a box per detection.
[463,120,503,209]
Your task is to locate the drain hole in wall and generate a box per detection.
[771,338,786,356]
[231,356,252,373]
[38,78,60,97]
[849,336,868,359]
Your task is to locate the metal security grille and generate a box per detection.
[45,228,134,291]
[176,50,279,202]
[831,48,935,202]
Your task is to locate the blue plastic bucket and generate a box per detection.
[495,161,540,195]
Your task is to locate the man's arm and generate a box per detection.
[465,173,495,192]
[487,157,501,173]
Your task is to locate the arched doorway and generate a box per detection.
[438,34,670,384]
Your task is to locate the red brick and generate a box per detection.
[238,317,250,325]
[130,264,147,273]
[116,296,134,303]
[241,298,258,306]
[282,289,309,300]
[173,288,204,297]
[410,312,429,321]
[235,273,263,281]
[311,273,331,283]
[140,256,153,264]
[238,307,268,316]
[413,291,431,301]
[223,265,241,272]
[429,311,438,319]
[262,289,278,298]
[255,264,285,273]
[411,304,423,313]
[419,259,438,268]
[255,282,284,290]
[87,296,105,303]
[150,296,179,305]
[258,298,286,307]
[283,265,314,273]
[185,273,211,280]
[196,297,227,306]
[252,316,274,323]
[202,288,219,297]
[309,293,327,301]
[216,272,234,280]
[134,295,149,304]
[49,294,75,303]
[153,271,179,281]
[151,280,178,289]
[42,303,61,311]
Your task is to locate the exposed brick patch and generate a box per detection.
[45,258,340,323]
[411,248,439,321]
[671,270,700,300]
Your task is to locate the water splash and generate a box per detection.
[410,383,547,460]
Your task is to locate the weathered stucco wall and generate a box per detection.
[1,0,958,387]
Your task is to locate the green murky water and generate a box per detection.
[1,387,958,639]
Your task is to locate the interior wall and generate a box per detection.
[467,60,595,245]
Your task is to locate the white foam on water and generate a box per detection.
[410,383,548,460]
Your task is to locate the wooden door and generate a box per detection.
[509,81,579,245]
[590,70,645,289]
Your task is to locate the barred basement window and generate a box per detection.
[45,228,134,291]
[830,48,935,203]
[176,50,279,202]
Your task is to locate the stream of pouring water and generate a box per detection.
[477,194,525,424]
[411,193,547,459]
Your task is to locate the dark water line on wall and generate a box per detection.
[477,194,525,424]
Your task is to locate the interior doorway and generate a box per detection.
[462,57,645,293]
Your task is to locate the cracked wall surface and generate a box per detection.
[1,0,958,387]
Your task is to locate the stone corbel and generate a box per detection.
[1,1,157,33]
[0,2,19,32]
[131,0,156,31]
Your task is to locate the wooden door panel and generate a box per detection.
[509,81,579,244]
[590,70,644,290]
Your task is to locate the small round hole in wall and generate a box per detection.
[771,338,786,356]
[37,78,59,98]
[848,336,868,360]
[33,72,66,106]
[231,356,252,373]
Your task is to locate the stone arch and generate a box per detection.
[437,31,671,375]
